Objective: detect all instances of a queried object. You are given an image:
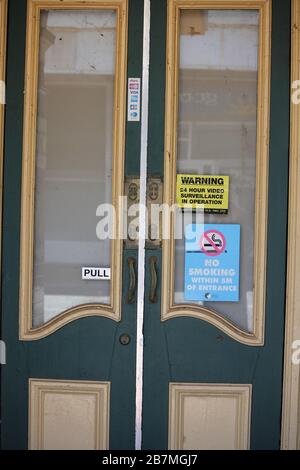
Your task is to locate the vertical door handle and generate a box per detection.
[127,257,136,304]
[149,256,158,304]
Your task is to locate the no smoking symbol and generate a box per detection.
[200,229,226,257]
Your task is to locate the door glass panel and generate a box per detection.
[33,10,116,327]
[174,9,259,332]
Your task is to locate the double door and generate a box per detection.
[1,0,290,450]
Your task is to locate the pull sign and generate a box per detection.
[82,268,111,281]
[128,78,141,121]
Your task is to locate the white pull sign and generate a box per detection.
[128,78,141,122]
[82,267,111,280]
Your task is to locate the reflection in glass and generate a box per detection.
[33,10,116,326]
[175,10,259,332]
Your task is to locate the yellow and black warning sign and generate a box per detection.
[176,174,229,214]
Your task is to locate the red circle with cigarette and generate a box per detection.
[200,229,226,257]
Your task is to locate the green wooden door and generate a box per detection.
[142,0,290,450]
[1,0,290,450]
[1,0,143,450]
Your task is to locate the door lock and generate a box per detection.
[128,182,139,202]
[148,181,159,201]
[124,177,163,248]
[146,177,163,248]
[125,177,140,248]
[119,334,131,346]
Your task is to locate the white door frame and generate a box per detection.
[135,0,151,451]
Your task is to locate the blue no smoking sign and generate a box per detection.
[184,224,241,302]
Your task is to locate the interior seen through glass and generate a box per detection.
[33,10,116,327]
[174,9,259,332]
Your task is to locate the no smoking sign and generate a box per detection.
[185,224,241,302]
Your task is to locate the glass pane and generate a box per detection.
[33,10,116,327]
[175,10,259,332]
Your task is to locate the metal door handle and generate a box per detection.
[127,257,136,304]
[149,256,158,303]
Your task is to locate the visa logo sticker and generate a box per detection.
[128,78,141,122]
[82,268,111,280]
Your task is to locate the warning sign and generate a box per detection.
[176,174,229,214]
[185,224,240,302]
